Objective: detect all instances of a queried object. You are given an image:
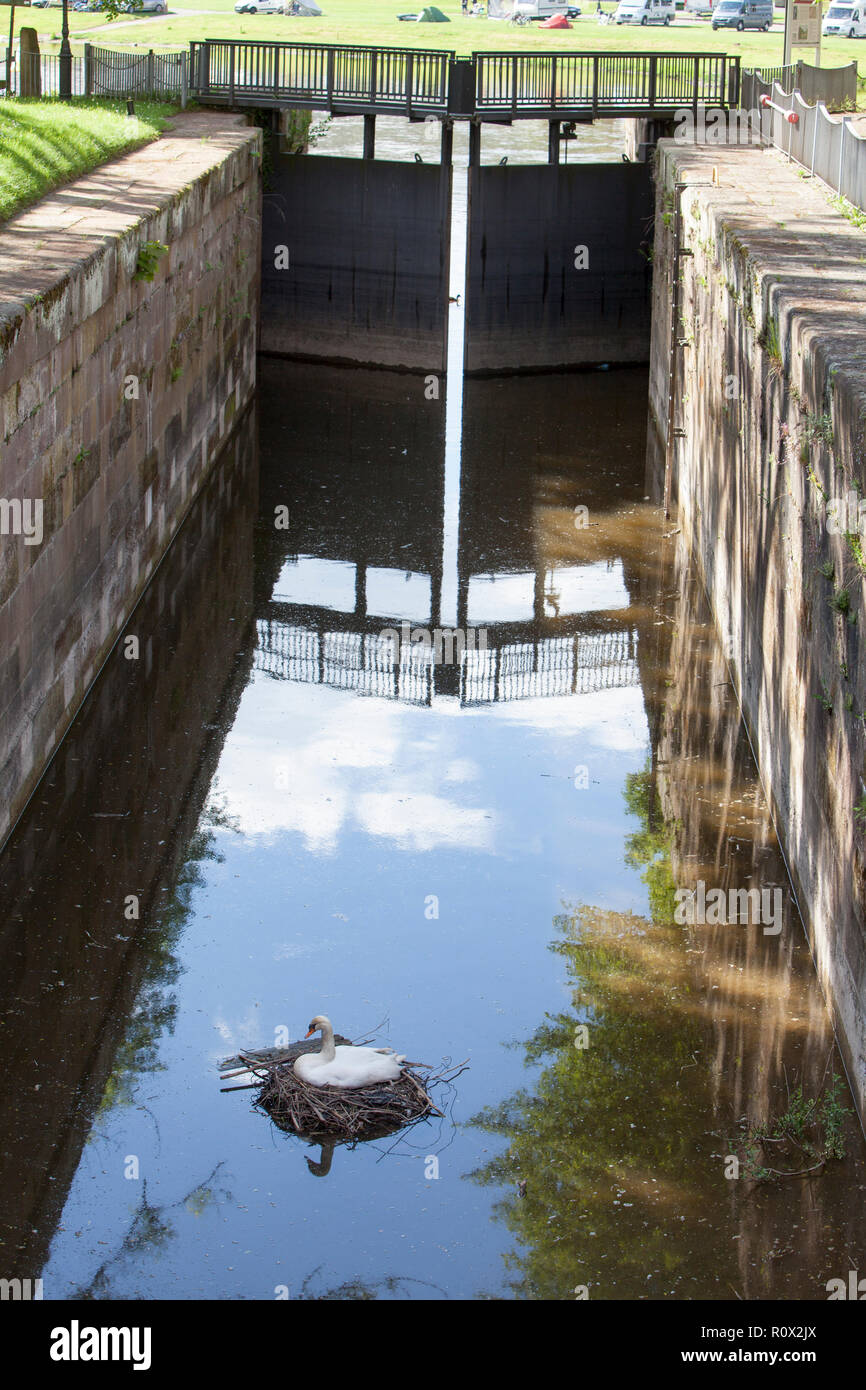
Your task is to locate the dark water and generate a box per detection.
[1,358,865,1301]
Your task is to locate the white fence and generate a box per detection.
[753,78,866,214]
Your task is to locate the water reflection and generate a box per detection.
[0,428,257,1281]
[0,358,864,1301]
[466,534,866,1300]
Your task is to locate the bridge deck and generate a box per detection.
[188,41,739,119]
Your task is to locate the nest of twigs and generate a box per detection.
[219,1037,467,1142]
[256,1062,446,1141]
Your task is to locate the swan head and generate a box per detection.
[304,1014,331,1039]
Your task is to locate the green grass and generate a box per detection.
[0,98,178,225]
[20,0,866,84]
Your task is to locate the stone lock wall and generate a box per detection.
[0,113,261,845]
[650,141,866,1125]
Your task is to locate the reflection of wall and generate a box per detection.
[0,415,258,1279]
[255,358,446,614]
[253,364,653,708]
[653,531,866,1299]
[465,163,654,373]
[260,155,452,370]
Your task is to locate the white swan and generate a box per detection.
[293,1015,406,1089]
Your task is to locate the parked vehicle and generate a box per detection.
[512,0,581,16]
[235,0,285,11]
[712,0,772,28]
[121,0,168,11]
[615,0,675,24]
[684,0,713,12]
[822,3,866,36]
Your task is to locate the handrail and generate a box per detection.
[187,40,737,117]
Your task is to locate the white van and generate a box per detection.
[685,0,713,12]
[822,3,866,36]
[615,0,675,23]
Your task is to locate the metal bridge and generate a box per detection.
[188,41,740,121]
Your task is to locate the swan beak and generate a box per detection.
[304,1027,315,1039]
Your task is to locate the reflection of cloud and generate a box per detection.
[212,1007,266,1055]
[213,680,496,855]
[356,792,494,853]
[443,759,479,784]
[490,686,646,752]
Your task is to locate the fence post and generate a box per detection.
[406,51,413,118]
[229,42,235,106]
[146,49,154,96]
[839,117,848,197]
[84,42,92,97]
[181,53,187,109]
[648,55,657,110]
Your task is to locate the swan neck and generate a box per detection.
[318,1020,336,1061]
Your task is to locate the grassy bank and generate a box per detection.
[23,0,866,76]
[0,99,178,225]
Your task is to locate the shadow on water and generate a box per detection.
[0,360,864,1298]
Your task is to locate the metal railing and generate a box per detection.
[757,80,866,214]
[474,51,739,117]
[189,39,452,115]
[2,46,187,99]
[741,59,857,112]
[4,52,86,97]
[85,45,189,101]
[255,615,640,708]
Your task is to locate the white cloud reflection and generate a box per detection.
[210,671,646,854]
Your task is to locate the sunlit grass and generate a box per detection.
[0,98,178,224]
[19,0,865,80]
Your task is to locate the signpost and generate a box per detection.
[783,0,822,67]
[1,2,15,96]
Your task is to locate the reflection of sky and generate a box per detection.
[365,567,432,623]
[43,633,652,1300]
[275,556,356,610]
[213,673,645,856]
[467,560,630,625]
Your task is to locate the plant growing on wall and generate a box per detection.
[134,241,169,284]
[730,1076,852,1183]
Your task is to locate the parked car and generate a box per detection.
[615,0,675,22]
[235,0,286,11]
[712,0,772,28]
[822,2,866,36]
[121,0,168,10]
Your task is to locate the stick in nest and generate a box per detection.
[252,1058,467,1141]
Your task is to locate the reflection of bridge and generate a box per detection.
[190,41,739,120]
[254,610,639,707]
